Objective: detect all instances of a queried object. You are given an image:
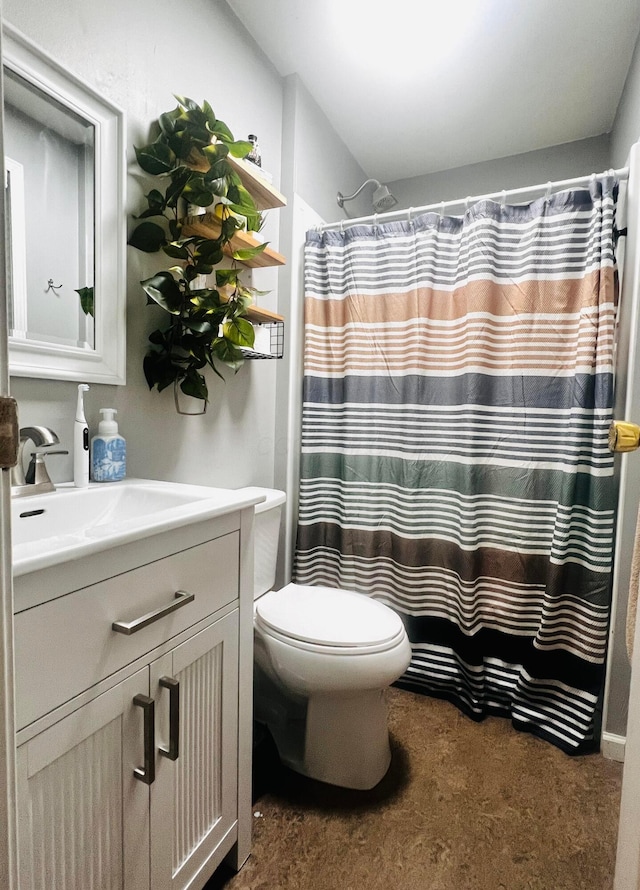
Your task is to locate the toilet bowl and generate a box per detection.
[247,488,412,790]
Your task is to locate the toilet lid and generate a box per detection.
[255,584,404,648]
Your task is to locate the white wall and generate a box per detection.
[612,27,640,168]
[274,74,367,583]
[389,134,611,210]
[605,25,640,746]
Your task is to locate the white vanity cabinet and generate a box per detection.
[13,505,256,890]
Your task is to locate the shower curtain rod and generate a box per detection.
[319,165,629,231]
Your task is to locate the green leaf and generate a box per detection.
[242,211,262,232]
[168,219,183,240]
[215,268,239,288]
[190,289,223,312]
[146,188,166,210]
[194,239,223,265]
[162,243,190,260]
[134,142,176,175]
[144,350,181,392]
[231,183,258,213]
[174,95,199,112]
[167,129,194,162]
[232,243,268,262]
[148,327,168,346]
[75,286,94,317]
[212,338,244,371]
[182,180,214,207]
[165,168,191,208]
[141,271,183,314]
[182,318,213,334]
[158,108,181,135]
[221,215,241,239]
[204,158,232,181]
[201,100,216,129]
[129,221,167,252]
[226,184,241,205]
[180,369,208,401]
[210,120,234,143]
[192,262,214,277]
[223,316,255,348]
[202,142,229,164]
[227,140,253,158]
[205,177,227,198]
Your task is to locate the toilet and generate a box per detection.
[248,487,412,790]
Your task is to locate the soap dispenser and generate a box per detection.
[91,409,126,482]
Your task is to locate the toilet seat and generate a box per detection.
[255,583,406,655]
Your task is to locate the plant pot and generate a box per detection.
[173,381,207,415]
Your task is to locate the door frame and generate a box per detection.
[0,5,20,887]
[614,142,640,890]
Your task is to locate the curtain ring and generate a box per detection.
[407,207,413,223]
[339,219,345,233]
[500,190,507,209]
[439,201,445,219]
[464,196,471,213]
[545,181,552,201]
[373,212,378,232]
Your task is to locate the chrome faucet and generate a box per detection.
[11,426,69,497]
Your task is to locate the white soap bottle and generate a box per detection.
[91,409,126,482]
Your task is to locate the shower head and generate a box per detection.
[337,178,398,213]
[371,183,398,212]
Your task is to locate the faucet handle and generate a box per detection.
[25,449,69,486]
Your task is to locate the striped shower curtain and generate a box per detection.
[294,179,619,754]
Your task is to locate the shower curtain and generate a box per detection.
[294,178,619,754]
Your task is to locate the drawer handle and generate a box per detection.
[112,590,195,635]
[159,676,180,761]
[133,694,155,785]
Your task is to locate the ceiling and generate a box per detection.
[225,0,640,184]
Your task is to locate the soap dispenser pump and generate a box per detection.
[91,408,126,482]
[74,383,90,488]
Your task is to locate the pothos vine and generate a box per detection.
[129,96,268,407]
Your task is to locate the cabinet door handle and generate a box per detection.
[112,590,195,635]
[133,694,155,785]
[159,676,180,761]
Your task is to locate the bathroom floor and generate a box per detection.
[207,687,623,890]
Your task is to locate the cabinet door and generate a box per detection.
[150,611,239,890]
[16,669,150,890]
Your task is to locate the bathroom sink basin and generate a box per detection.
[12,478,265,576]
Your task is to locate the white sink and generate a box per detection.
[12,478,265,576]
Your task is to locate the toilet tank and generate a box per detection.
[242,487,287,598]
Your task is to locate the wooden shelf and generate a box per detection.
[227,156,287,211]
[188,149,286,211]
[217,289,283,324]
[181,213,286,268]
[245,305,284,324]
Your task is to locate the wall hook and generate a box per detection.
[46,278,63,294]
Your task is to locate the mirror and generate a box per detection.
[3,24,126,384]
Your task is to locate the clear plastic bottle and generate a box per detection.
[247,134,261,167]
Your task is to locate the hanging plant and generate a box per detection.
[129,95,268,406]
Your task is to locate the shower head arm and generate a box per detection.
[337,179,383,208]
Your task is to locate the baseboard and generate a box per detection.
[602,731,626,762]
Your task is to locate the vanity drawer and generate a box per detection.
[14,532,239,729]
